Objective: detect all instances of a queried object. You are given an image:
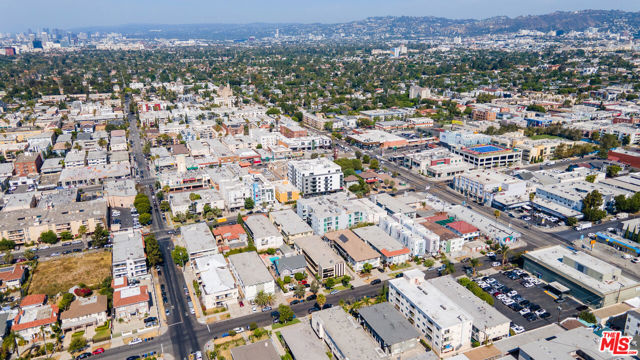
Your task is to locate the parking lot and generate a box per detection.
[507,207,564,229]
[475,270,581,332]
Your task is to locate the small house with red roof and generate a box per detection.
[0,264,26,291]
[446,221,480,240]
[113,278,150,320]
[212,224,248,253]
[13,294,58,340]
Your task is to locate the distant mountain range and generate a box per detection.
[76,10,640,40]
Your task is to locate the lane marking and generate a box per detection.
[168,321,183,327]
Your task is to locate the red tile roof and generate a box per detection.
[212,224,246,240]
[380,247,411,258]
[113,285,149,308]
[111,276,129,289]
[447,221,479,234]
[423,214,451,223]
[12,304,59,331]
[0,265,25,283]
[20,294,46,308]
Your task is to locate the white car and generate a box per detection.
[519,308,531,315]
[502,299,515,306]
[486,278,497,284]
[511,325,525,334]
[632,258,639,263]
[508,290,518,297]
[129,338,142,345]
[252,306,257,313]
[492,262,501,267]
[233,327,244,334]
[534,309,546,316]
[486,252,495,258]
[523,282,534,288]
[476,281,487,287]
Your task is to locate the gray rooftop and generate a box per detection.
[229,339,280,360]
[244,215,282,239]
[274,254,307,274]
[313,307,385,360]
[353,225,408,254]
[179,222,217,257]
[358,302,420,346]
[294,235,344,269]
[269,209,312,237]
[228,251,274,287]
[112,229,145,263]
[103,179,136,197]
[519,327,611,360]
[429,276,510,329]
[279,322,330,360]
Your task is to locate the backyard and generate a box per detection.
[29,251,112,296]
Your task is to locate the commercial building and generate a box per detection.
[59,163,131,187]
[447,205,519,245]
[180,222,218,260]
[388,269,473,355]
[228,252,275,300]
[346,130,408,149]
[452,170,527,206]
[430,276,510,343]
[325,230,381,272]
[352,225,411,265]
[269,209,313,243]
[358,303,420,356]
[193,254,238,309]
[451,144,522,169]
[287,158,343,196]
[523,246,640,308]
[169,189,224,216]
[609,148,640,169]
[112,229,148,279]
[399,148,471,179]
[624,310,640,337]
[103,179,137,208]
[243,214,284,250]
[439,131,491,148]
[293,235,345,279]
[311,307,386,360]
[536,180,629,212]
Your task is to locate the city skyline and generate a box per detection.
[2,0,640,33]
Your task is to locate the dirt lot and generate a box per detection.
[29,251,112,296]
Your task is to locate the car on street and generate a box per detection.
[262,306,272,312]
[129,338,143,345]
[76,352,92,359]
[330,290,339,295]
[92,348,104,355]
[233,327,244,334]
[370,279,382,285]
[492,262,501,267]
[126,356,140,360]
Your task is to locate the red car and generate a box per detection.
[92,348,105,355]
[238,301,244,307]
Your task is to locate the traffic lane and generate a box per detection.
[206,283,384,338]
[99,336,167,360]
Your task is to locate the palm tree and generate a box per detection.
[3,331,24,357]
[316,294,326,308]
[78,225,87,241]
[254,291,274,308]
[500,244,511,266]
[362,296,373,306]
[470,258,481,277]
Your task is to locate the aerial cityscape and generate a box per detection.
[1,2,640,360]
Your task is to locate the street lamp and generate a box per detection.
[557,306,562,324]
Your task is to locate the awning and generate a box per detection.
[549,281,570,294]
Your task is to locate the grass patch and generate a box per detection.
[72,330,85,338]
[529,134,562,140]
[271,318,300,330]
[29,251,112,296]
[93,328,111,343]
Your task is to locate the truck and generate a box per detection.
[616,212,629,220]
[574,222,593,231]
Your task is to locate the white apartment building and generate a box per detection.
[244,173,276,206]
[287,158,343,196]
[218,179,250,211]
[536,180,630,212]
[194,254,238,309]
[112,229,148,279]
[430,276,510,344]
[243,215,284,250]
[297,193,365,235]
[389,269,472,356]
[227,252,275,301]
[379,213,439,256]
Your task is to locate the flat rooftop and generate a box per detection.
[294,235,344,269]
[244,214,282,239]
[269,209,312,236]
[353,225,409,257]
[279,322,330,360]
[358,302,420,346]
[524,246,638,295]
[180,222,217,256]
[112,229,145,263]
[228,251,273,286]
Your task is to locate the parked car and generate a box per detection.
[233,327,244,334]
[76,352,92,359]
[92,348,104,355]
[370,279,382,285]
[262,306,272,312]
[129,338,143,345]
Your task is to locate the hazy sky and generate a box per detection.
[3,0,640,32]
